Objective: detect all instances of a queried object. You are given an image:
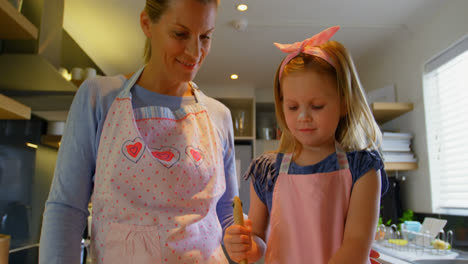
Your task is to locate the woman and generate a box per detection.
[39,0,238,263]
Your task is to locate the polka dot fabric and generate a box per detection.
[90,68,229,264]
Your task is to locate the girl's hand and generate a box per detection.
[223,219,253,263]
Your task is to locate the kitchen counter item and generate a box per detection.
[234,110,246,136]
[258,127,276,140]
[0,234,10,264]
[373,240,459,262]
[412,260,468,264]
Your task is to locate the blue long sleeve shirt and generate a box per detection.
[39,75,238,264]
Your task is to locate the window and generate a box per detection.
[423,35,468,215]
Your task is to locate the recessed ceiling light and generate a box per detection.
[237,4,248,11]
[230,74,239,80]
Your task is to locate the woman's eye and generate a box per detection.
[201,34,211,40]
[174,32,188,38]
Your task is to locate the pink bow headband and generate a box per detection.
[274,26,340,79]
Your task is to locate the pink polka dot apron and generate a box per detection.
[265,143,370,264]
[90,67,228,264]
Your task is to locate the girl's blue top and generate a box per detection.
[245,150,388,212]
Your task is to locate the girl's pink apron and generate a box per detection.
[265,143,369,264]
[90,67,228,264]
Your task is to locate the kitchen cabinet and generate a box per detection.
[0,0,35,119]
[0,54,78,93]
[216,97,255,141]
[0,0,38,40]
[215,98,278,156]
[255,102,279,156]
[371,102,418,171]
[220,100,418,171]
[0,0,103,120]
[0,94,31,119]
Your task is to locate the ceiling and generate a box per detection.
[63,0,444,91]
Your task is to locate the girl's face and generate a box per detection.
[282,70,345,150]
[142,0,217,82]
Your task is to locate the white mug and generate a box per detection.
[71,67,84,81]
[84,67,97,79]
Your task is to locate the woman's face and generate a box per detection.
[143,0,217,82]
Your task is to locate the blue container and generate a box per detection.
[405,221,422,232]
[403,221,422,240]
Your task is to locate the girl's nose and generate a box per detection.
[297,109,312,122]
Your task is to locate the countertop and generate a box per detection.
[373,242,468,264]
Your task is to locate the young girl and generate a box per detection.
[224,26,388,264]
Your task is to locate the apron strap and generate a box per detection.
[279,153,293,175]
[279,141,350,174]
[191,84,202,104]
[335,142,349,170]
[118,66,145,99]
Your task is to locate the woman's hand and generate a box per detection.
[223,219,253,263]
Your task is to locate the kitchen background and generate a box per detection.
[0,0,467,263]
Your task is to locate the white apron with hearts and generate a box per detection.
[89,67,228,264]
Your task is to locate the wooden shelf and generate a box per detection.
[71,79,84,87]
[0,0,38,39]
[41,135,61,149]
[371,102,413,124]
[0,54,78,93]
[384,162,418,171]
[235,136,255,141]
[0,93,31,119]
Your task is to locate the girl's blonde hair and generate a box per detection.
[274,40,382,155]
[143,0,220,63]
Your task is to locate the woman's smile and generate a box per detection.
[176,58,198,70]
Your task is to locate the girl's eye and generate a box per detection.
[312,105,324,110]
[288,106,298,111]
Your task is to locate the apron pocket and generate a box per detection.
[103,223,162,264]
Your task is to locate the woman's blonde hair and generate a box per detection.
[143,0,220,63]
[274,40,382,155]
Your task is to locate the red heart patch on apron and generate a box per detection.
[150,146,180,168]
[128,143,143,157]
[185,146,204,167]
[122,138,146,163]
[152,151,175,161]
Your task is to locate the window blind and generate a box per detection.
[423,35,468,213]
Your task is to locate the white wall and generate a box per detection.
[200,84,256,98]
[355,0,468,213]
[255,88,275,103]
